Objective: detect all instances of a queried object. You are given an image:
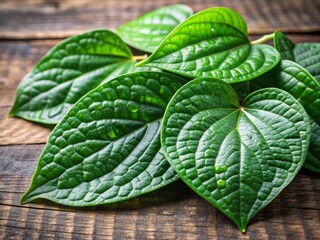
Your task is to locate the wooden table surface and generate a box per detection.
[0,0,319,239]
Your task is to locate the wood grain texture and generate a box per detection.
[0,145,319,239]
[0,0,319,39]
[0,40,55,145]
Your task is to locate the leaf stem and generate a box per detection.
[133,54,148,61]
[251,33,275,44]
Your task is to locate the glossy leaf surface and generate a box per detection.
[137,8,280,83]
[21,72,184,206]
[10,29,135,124]
[274,31,320,81]
[161,78,310,231]
[273,31,295,61]
[116,4,193,53]
[237,60,320,172]
[264,61,320,172]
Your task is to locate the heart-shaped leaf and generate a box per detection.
[234,60,320,172]
[116,4,193,53]
[137,7,280,83]
[20,71,184,206]
[161,78,310,231]
[10,29,137,124]
[274,31,320,82]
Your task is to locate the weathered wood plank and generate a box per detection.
[0,40,56,145]
[0,0,319,39]
[0,178,319,239]
[1,183,319,239]
[0,114,52,145]
[0,144,319,239]
[0,40,56,90]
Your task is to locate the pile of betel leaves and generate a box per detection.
[10,5,320,232]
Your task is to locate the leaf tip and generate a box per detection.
[20,194,30,205]
[20,188,36,205]
[8,106,20,118]
[8,110,15,117]
[240,226,247,233]
[236,221,247,233]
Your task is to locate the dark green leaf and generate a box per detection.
[274,31,320,82]
[10,29,136,124]
[236,60,320,172]
[116,4,193,53]
[137,8,280,83]
[305,120,320,173]
[20,71,184,206]
[294,43,320,81]
[161,78,310,231]
[273,31,295,61]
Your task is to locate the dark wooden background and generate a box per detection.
[0,0,320,239]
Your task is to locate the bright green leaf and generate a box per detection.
[161,78,310,231]
[20,71,185,206]
[235,60,320,172]
[116,4,193,53]
[274,31,320,82]
[10,29,137,124]
[137,7,280,83]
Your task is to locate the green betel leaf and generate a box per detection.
[116,4,193,53]
[267,61,320,172]
[137,7,280,83]
[294,44,320,81]
[306,119,320,172]
[20,71,184,206]
[239,60,320,172]
[273,31,295,61]
[274,31,320,82]
[10,29,136,124]
[161,78,310,231]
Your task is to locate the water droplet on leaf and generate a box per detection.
[214,165,227,173]
[107,128,117,139]
[217,179,226,188]
[258,194,267,201]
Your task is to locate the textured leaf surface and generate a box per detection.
[21,72,184,206]
[239,60,320,172]
[265,61,320,172]
[10,29,135,124]
[137,8,280,83]
[274,31,320,81]
[116,4,193,53]
[294,44,320,81]
[306,120,320,172]
[161,78,310,231]
[274,31,295,61]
